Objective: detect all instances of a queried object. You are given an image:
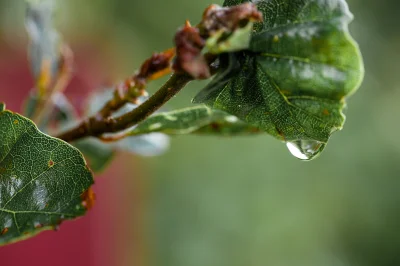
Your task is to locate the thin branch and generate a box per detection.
[55,3,260,143]
[56,73,193,142]
[98,48,175,118]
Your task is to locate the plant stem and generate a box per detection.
[97,48,175,118]
[56,73,193,142]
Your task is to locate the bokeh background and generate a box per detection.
[0,0,400,265]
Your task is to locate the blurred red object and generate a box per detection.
[0,42,133,266]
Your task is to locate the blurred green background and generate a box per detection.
[1,0,400,265]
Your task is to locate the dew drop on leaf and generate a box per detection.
[286,140,326,161]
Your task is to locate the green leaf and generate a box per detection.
[196,0,364,147]
[205,21,254,54]
[0,106,94,245]
[21,93,113,173]
[128,105,260,136]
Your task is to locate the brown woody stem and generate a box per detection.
[97,48,175,118]
[56,73,193,142]
[55,1,259,143]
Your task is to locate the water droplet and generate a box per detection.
[286,140,326,161]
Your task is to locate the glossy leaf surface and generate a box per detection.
[196,0,364,144]
[0,105,93,245]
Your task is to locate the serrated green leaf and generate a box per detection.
[0,107,94,245]
[21,93,112,173]
[23,92,115,173]
[196,0,364,146]
[223,0,354,33]
[128,105,260,136]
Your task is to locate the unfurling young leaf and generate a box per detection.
[203,3,262,54]
[0,104,94,245]
[195,0,364,160]
[205,22,254,54]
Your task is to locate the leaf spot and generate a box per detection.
[81,187,95,210]
[1,228,9,235]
